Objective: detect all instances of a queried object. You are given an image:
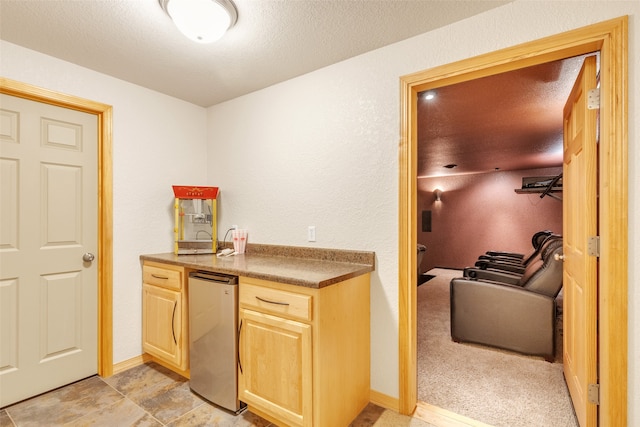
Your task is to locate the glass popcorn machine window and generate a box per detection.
[172,186,218,255]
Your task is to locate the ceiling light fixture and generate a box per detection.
[423,91,436,100]
[159,0,238,44]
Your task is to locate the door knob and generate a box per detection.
[83,253,95,262]
[554,253,565,261]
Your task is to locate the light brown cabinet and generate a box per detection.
[142,261,189,374]
[238,274,370,427]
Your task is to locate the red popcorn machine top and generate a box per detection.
[172,186,218,255]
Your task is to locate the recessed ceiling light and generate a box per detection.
[423,91,436,100]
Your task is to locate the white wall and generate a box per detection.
[206,0,639,421]
[0,40,209,364]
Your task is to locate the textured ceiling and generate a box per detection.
[2,0,587,178]
[0,0,509,107]
[417,55,591,177]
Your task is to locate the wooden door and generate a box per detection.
[562,55,598,427]
[0,94,98,406]
[238,308,312,427]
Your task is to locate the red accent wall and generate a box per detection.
[417,167,562,273]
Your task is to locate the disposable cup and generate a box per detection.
[232,229,247,254]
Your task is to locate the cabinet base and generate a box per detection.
[145,354,190,379]
[246,406,289,427]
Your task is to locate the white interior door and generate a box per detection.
[562,55,599,427]
[0,93,98,407]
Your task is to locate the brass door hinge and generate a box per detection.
[588,88,600,109]
[588,236,600,257]
[588,383,600,405]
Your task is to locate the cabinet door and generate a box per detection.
[142,284,183,368]
[239,308,312,427]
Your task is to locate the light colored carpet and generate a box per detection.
[417,268,578,427]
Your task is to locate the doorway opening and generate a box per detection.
[398,17,628,425]
[414,54,586,425]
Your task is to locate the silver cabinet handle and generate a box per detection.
[255,296,290,306]
[83,253,95,262]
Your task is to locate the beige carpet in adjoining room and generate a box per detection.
[417,268,578,427]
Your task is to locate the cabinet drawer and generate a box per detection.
[143,265,182,290]
[240,282,312,322]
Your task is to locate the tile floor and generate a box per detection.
[1,362,435,426]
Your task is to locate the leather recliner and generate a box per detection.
[450,239,564,361]
[476,229,553,262]
[470,234,562,276]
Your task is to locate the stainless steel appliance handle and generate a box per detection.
[190,271,236,284]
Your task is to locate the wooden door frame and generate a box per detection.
[398,17,628,425]
[1,77,114,377]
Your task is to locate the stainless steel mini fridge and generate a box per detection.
[188,271,245,413]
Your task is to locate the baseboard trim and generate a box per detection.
[369,389,399,412]
[413,401,493,427]
[111,354,191,379]
[367,391,492,427]
[432,266,464,271]
[111,354,152,376]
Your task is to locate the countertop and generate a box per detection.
[140,244,375,288]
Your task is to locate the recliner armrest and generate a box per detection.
[462,268,522,285]
[477,254,525,264]
[474,260,526,275]
[485,251,524,259]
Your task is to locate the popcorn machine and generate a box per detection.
[172,186,218,255]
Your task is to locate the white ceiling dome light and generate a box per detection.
[159,0,238,43]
